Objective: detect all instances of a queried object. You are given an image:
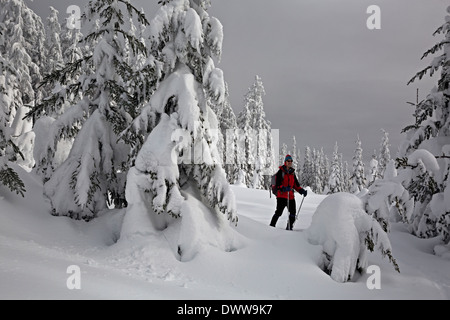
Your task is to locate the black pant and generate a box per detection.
[270,197,296,228]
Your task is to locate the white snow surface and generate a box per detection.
[1,165,450,300]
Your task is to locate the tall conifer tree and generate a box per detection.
[398,6,450,246]
[28,0,150,220]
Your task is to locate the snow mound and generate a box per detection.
[408,149,440,176]
[176,184,244,261]
[307,192,397,283]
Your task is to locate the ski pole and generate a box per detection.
[293,195,305,227]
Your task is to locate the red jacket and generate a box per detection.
[276,165,304,200]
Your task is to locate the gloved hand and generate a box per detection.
[299,188,307,197]
[280,186,291,192]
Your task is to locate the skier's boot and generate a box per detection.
[286,217,295,230]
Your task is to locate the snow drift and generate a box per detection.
[307,192,398,283]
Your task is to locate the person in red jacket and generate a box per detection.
[270,154,307,230]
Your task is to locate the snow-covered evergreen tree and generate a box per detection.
[237,75,272,189]
[214,83,239,184]
[39,6,64,99]
[31,9,84,183]
[31,7,75,183]
[327,142,343,194]
[250,78,274,189]
[0,55,21,161]
[350,135,366,193]
[291,135,303,182]
[235,126,247,185]
[367,151,379,186]
[29,0,150,220]
[301,145,313,188]
[44,7,63,79]
[342,160,351,192]
[280,143,288,165]
[323,151,331,191]
[292,136,299,169]
[397,6,450,252]
[0,0,46,171]
[378,129,391,179]
[0,56,26,197]
[264,128,277,188]
[121,0,239,261]
[15,0,46,108]
[60,14,84,65]
[311,148,324,193]
[236,87,255,188]
[361,157,414,233]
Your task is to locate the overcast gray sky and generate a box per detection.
[27,0,449,164]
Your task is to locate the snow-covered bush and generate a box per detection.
[397,148,450,255]
[360,159,414,232]
[307,192,399,283]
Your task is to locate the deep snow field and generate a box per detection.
[1,166,449,300]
